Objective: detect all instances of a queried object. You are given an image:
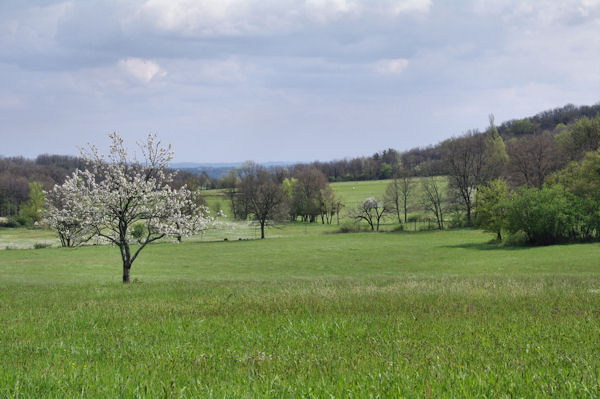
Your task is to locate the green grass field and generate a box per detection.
[201,177,448,222]
[1,226,600,397]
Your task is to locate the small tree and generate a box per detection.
[352,197,388,231]
[475,179,510,240]
[421,177,446,230]
[384,172,412,225]
[319,186,341,225]
[236,165,287,239]
[290,168,328,222]
[384,178,402,225]
[19,181,46,227]
[45,180,94,247]
[221,169,239,219]
[442,121,507,226]
[50,133,214,283]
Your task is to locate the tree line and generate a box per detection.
[2,102,600,246]
[0,154,207,221]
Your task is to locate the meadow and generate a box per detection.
[1,225,600,397]
[200,177,448,223]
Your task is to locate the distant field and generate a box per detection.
[0,227,57,249]
[200,177,449,221]
[1,228,600,396]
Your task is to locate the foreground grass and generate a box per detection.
[1,230,600,397]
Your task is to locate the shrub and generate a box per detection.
[338,220,361,233]
[33,242,51,249]
[505,184,574,245]
[502,231,528,247]
[407,214,422,222]
[0,218,20,228]
[448,207,467,228]
[11,215,28,227]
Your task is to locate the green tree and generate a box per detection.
[475,179,510,240]
[556,115,600,161]
[485,114,508,174]
[378,162,393,179]
[19,181,45,227]
[505,185,573,245]
[556,149,600,240]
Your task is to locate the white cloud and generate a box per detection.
[118,58,167,83]
[374,58,409,75]
[472,0,600,23]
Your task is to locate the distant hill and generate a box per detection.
[172,161,295,179]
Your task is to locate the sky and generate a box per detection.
[0,0,599,164]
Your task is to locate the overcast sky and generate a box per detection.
[1,0,599,163]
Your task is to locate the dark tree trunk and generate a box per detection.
[123,261,131,283]
[120,241,133,283]
[260,221,265,239]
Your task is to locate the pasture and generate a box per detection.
[1,227,600,397]
[200,177,448,223]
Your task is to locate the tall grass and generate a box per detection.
[1,230,600,396]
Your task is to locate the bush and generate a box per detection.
[407,214,422,222]
[338,220,361,233]
[0,218,20,228]
[11,215,29,227]
[33,242,51,249]
[502,231,528,247]
[505,184,574,245]
[448,208,467,228]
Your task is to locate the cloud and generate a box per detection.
[0,1,599,164]
[118,58,167,83]
[374,58,409,75]
[132,0,432,37]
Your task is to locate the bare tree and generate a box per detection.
[352,197,388,231]
[506,134,563,188]
[221,169,239,219]
[421,177,446,230]
[385,170,413,225]
[384,178,402,224]
[442,124,506,225]
[398,174,412,223]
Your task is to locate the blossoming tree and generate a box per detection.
[46,132,214,283]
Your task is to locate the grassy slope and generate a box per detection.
[1,229,600,397]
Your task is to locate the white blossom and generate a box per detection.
[45,132,215,282]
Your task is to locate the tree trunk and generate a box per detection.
[260,221,265,239]
[120,241,132,283]
[123,261,131,283]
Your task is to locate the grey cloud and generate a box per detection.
[0,0,599,163]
